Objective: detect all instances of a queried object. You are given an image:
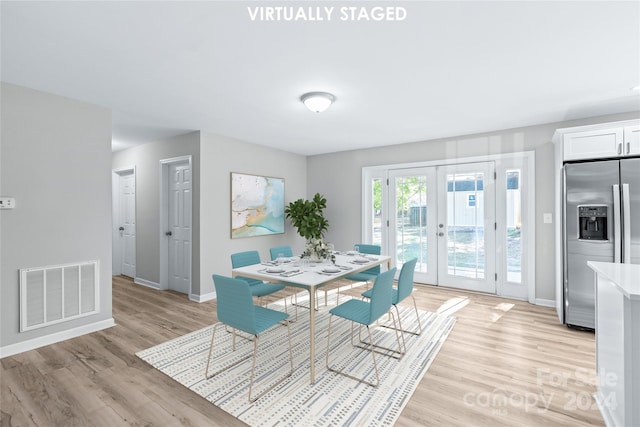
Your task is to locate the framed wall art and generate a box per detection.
[231,172,285,238]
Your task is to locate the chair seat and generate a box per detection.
[253,306,289,334]
[362,287,399,304]
[329,299,372,326]
[250,282,285,297]
[345,272,378,282]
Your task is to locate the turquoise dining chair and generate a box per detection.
[205,274,293,403]
[269,245,293,260]
[362,258,421,345]
[344,244,381,285]
[231,250,286,305]
[325,268,402,387]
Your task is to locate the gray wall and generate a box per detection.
[1,83,113,348]
[111,132,201,294]
[307,112,640,301]
[199,132,307,296]
[112,131,307,299]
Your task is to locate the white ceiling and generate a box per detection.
[2,1,639,156]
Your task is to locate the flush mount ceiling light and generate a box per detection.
[301,92,335,113]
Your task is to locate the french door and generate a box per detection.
[388,162,496,294]
[436,162,496,293]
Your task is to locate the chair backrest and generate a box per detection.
[396,258,418,303]
[212,274,257,335]
[368,268,397,323]
[356,244,382,275]
[269,245,293,260]
[230,251,262,287]
[356,244,381,255]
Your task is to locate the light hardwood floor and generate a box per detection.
[1,276,605,426]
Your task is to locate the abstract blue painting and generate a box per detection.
[231,172,285,238]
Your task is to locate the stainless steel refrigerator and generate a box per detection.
[563,158,640,329]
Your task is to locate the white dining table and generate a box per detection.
[231,252,392,384]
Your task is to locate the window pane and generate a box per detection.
[506,169,522,283]
[447,172,485,279]
[395,176,428,273]
[372,178,382,246]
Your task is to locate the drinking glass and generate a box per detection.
[354,244,360,255]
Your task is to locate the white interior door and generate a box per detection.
[436,162,496,293]
[118,171,136,278]
[167,162,192,294]
[389,167,438,284]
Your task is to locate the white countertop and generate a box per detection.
[588,261,640,300]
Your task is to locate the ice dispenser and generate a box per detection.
[578,205,608,241]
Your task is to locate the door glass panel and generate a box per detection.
[446,172,485,279]
[372,178,382,247]
[506,169,522,283]
[395,175,429,273]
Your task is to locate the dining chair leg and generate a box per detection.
[411,295,423,335]
[378,297,423,337]
[356,310,405,359]
[393,305,407,352]
[205,322,220,379]
[247,320,293,403]
[205,323,253,380]
[326,316,380,387]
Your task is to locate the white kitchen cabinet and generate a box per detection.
[562,128,623,161]
[625,125,640,156]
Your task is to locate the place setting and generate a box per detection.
[259,265,304,277]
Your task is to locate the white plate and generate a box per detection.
[266,267,284,273]
[322,267,341,273]
[353,257,370,263]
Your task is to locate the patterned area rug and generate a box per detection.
[137,291,456,426]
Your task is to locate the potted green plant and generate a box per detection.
[284,193,332,261]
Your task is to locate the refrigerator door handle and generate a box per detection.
[622,183,631,263]
[613,184,621,263]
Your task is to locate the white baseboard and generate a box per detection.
[190,291,216,303]
[134,277,161,290]
[535,298,555,308]
[0,318,116,359]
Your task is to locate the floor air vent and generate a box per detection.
[20,260,99,332]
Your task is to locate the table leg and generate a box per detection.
[308,287,316,384]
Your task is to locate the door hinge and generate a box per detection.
[386,220,390,227]
[495,273,498,281]
[386,178,389,186]
[494,171,497,180]
[494,222,497,230]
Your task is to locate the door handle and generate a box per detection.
[613,185,621,263]
[622,184,631,264]
[618,143,623,155]
[627,142,631,155]
[119,226,125,231]
[165,231,172,236]
[438,232,444,237]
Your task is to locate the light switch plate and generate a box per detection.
[0,197,16,209]
[543,213,552,224]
